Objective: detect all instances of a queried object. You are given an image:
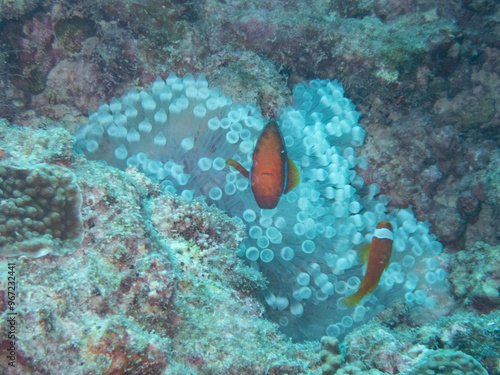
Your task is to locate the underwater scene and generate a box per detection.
[0,0,499,374]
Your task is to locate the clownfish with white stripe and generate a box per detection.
[342,221,394,307]
[226,119,300,209]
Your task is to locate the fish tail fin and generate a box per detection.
[284,157,300,194]
[226,158,250,178]
[342,291,365,308]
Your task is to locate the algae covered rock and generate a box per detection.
[320,336,343,375]
[449,242,500,312]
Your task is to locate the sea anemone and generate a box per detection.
[75,73,449,340]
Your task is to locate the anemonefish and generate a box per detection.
[342,221,394,307]
[226,119,300,209]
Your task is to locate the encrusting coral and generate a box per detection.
[0,162,83,257]
[0,119,84,258]
[408,349,488,375]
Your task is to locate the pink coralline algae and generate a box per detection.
[4,12,56,95]
[357,109,499,250]
[0,0,39,21]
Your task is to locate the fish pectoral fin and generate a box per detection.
[284,157,300,194]
[226,158,250,179]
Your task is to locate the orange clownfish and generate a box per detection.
[226,119,300,209]
[342,221,394,307]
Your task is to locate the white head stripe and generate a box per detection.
[374,227,393,240]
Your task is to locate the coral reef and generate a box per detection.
[315,304,498,373]
[0,0,39,21]
[449,242,500,313]
[0,122,322,374]
[0,120,84,258]
[331,307,499,374]
[320,336,343,375]
[0,0,498,372]
[429,311,500,372]
[0,118,493,374]
[0,0,498,253]
[408,349,488,375]
[151,193,245,252]
[0,118,75,165]
[0,0,497,252]
[0,159,177,373]
[343,325,412,373]
[2,12,56,95]
[0,162,83,257]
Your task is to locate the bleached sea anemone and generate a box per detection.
[75,73,449,340]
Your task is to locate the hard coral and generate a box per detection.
[0,162,83,257]
[334,305,498,373]
[408,349,488,375]
[0,160,177,374]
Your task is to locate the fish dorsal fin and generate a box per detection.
[284,157,300,194]
[359,243,371,265]
[226,159,250,179]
